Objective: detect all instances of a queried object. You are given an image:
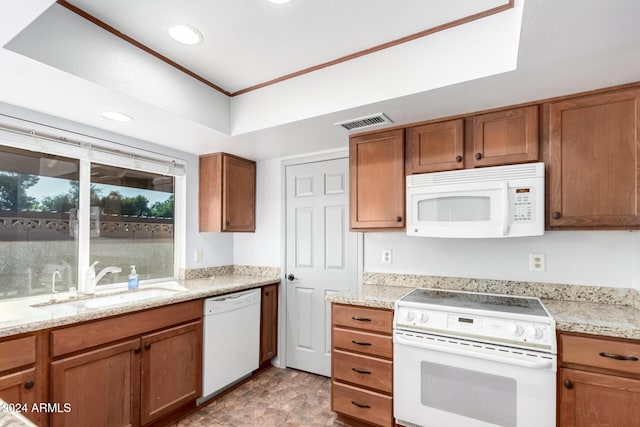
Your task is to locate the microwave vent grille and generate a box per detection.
[407,163,544,187]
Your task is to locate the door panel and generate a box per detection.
[286,157,357,376]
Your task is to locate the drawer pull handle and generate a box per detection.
[351,401,371,409]
[351,340,372,346]
[599,352,639,361]
[352,367,372,375]
[351,316,371,322]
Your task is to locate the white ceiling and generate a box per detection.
[65,0,507,94]
[0,0,639,161]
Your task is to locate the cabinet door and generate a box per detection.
[350,129,405,229]
[406,119,464,173]
[0,368,38,423]
[559,368,640,427]
[199,153,223,232]
[223,154,256,232]
[546,89,640,228]
[140,321,202,425]
[50,339,141,427]
[259,284,279,365]
[471,105,539,167]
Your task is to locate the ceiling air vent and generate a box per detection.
[335,113,392,131]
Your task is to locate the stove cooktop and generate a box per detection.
[399,288,549,318]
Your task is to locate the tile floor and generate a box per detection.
[171,367,340,427]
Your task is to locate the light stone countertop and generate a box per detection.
[326,283,640,341]
[0,400,36,427]
[0,274,280,338]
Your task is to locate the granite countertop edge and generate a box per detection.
[326,284,640,341]
[0,274,280,338]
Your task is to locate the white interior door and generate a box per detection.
[285,157,357,376]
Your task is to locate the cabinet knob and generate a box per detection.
[134,347,141,354]
[265,291,270,296]
[553,211,561,219]
[455,155,462,163]
[144,343,151,350]
[24,380,34,390]
[564,379,573,389]
[475,153,482,160]
[396,216,402,222]
[287,274,296,281]
[225,220,230,226]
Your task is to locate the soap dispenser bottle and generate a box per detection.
[128,265,139,290]
[85,261,99,295]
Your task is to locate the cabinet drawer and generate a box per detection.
[52,300,202,357]
[560,334,640,375]
[333,327,393,359]
[332,349,392,393]
[332,304,393,334]
[0,336,36,372]
[332,381,393,427]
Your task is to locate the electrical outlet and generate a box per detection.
[195,249,203,263]
[529,253,545,272]
[382,249,392,264]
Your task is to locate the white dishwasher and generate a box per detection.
[200,288,261,403]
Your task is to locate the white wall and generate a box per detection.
[233,158,282,267]
[364,230,640,289]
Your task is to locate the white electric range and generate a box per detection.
[394,288,557,427]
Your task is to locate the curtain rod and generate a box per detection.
[0,114,187,171]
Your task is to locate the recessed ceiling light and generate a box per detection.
[268,0,293,4]
[101,111,133,122]
[168,24,203,45]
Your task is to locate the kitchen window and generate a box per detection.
[0,126,184,301]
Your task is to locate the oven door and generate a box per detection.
[394,333,556,427]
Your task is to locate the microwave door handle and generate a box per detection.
[501,182,510,236]
[394,335,554,370]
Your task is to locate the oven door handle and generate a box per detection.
[395,336,554,370]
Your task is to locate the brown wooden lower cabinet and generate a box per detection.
[50,339,141,427]
[559,368,640,427]
[49,301,203,427]
[259,283,279,366]
[141,321,202,425]
[558,332,640,427]
[0,334,41,426]
[331,303,394,427]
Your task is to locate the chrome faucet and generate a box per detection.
[96,266,123,284]
[51,270,62,299]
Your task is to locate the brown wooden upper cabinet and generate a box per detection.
[545,88,640,229]
[406,119,465,173]
[350,129,405,230]
[405,106,539,175]
[471,105,539,167]
[199,152,256,232]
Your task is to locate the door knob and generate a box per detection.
[287,274,296,281]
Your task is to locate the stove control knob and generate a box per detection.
[418,312,429,323]
[507,323,524,337]
[405,311,416,322]
[526,325,543,339]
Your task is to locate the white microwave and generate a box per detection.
[406,162,544,238]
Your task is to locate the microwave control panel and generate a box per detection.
[511,187,535,222]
